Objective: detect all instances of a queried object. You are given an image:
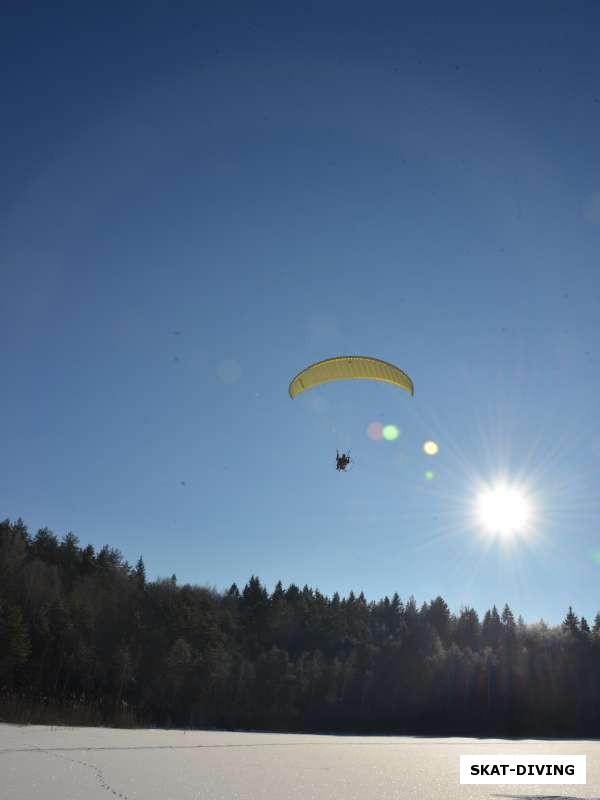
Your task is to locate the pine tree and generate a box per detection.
[455,607,480,650]
[427,596,451,644]
[0,601,31,681]
[501,604,516,630]
[562,606,580,634]
[482,605,502,649]
[135,556,146,590]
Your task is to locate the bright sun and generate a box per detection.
[476,483,532,536]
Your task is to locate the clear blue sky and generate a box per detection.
[2,2,600,625]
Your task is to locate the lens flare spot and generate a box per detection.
[592,550,600,565]
[367,422,384,441]
[423,440,439,455]
[584,191,600,225]
[425,470,435,480]
[217,359,242,383]
[383,424,400,441]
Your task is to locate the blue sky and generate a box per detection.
[2,2,600,624]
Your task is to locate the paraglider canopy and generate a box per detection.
[288,355,414,399]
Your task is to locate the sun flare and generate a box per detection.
[476,483,532,536]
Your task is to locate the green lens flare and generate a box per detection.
[383,424,400,441]
[425,470,435,480]
[592,550,600,565]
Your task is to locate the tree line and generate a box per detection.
[1,516,598,735]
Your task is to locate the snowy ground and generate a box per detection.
[1,724,600,800]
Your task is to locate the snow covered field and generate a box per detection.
[2,723,600,800]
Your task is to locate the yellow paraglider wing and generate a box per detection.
[288,356,414,399]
